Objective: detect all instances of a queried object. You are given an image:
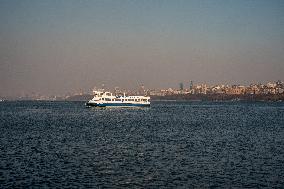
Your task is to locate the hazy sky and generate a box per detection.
[1,0,284,96]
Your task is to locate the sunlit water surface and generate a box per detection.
[0,101,284,188]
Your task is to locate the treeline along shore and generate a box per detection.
[151,93,284,102]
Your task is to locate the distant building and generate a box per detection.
[138,85,145,95]
[201,84,208,94]
[226,85,246,95]
[246,84,260,94]
[189,81,193,90]
[211,85,225,94]
[179,83,184,91]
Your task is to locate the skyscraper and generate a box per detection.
[190,81,193,90]
[179,83,184,91]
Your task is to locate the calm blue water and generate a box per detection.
[0,101,284,188]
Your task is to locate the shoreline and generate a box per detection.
[151,94,284,102]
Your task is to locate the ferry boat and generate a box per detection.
[86,90,150,107]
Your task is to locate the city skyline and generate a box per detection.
[1,0,284,96]
[1,80,283,100]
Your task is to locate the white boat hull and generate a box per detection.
[85,102,150,107]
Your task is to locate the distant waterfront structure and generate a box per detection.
[138,85,145,95]
[179,83,184,91]
[2,80,284,101]
[189,81,193,90]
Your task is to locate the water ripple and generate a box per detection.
[0,101,283,188]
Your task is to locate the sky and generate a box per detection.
[0,0,284,96]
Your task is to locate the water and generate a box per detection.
[0,101,284,188]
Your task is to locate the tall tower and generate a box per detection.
[179,82,184,91]
[190,81,193,90]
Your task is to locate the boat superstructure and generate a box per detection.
[86,90,150,107]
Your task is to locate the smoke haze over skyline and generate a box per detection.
[1,0,284,96]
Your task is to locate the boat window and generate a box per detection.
[115,99,121,101]
[105,98,111,101]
